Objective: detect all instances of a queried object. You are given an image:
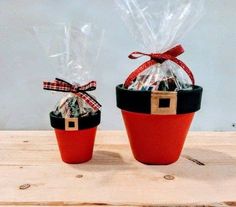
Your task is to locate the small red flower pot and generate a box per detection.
[50,111,101,164]
[116,84,202,165]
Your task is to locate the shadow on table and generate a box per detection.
[68,150,133,172]
[152,148,236,181]
[91,150,126,165]
[67,147,236,181]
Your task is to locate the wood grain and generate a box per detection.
[0,131,236,207]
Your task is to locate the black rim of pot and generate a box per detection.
[116,84,202,115]
[50,110,101,130]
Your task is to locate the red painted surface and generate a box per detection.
[122,110,194,165]
[54,127,97,164]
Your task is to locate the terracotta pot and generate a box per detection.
[50,111,101,164]
[116,84,202,165]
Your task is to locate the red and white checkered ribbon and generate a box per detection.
[43,78,101,111]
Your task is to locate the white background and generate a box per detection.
[0,0,235,131]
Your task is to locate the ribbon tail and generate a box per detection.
[124,59,157,88]
[168,56,195,85]
[77,92,101,111]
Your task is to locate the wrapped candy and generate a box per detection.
[35,23,103,118]
[115,0,205,91]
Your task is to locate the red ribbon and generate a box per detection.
[124,45,195,88]
[43,78,101,111]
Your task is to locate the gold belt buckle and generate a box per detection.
[65,118,79,131]
[151,91,177,115]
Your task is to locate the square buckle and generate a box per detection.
[65,118,79,131]
[151,91,177,115]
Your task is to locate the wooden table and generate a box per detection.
[0,131,236,207]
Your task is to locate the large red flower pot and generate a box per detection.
[50,111,101,164]
[116,84,202,165]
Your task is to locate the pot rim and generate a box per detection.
[50,110,101,131]
[116,84,202,115]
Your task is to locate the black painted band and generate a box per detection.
[116,84,202,114]
[50,110,101,130]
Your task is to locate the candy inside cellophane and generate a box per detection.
[53,93,95,118]
[115,0,205,91]
[35,23,103,118]
[128,61,192,91]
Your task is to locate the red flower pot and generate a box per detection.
[116,84,202,165]
[50,111,101,164]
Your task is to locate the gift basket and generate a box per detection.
[36,24,103,164]
[115,0,204,164]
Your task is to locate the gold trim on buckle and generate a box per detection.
[151,91,177,115]
[65,118,79,131]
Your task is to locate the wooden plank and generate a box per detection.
[0,203,235,207]
[0,131,236,145]
[0,131,236,206]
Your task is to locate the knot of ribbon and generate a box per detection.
[124,44,195,88]
[43,78,101,111]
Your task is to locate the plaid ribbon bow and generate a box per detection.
[43,78,101,111]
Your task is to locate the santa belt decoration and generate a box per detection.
[116,45,203,115]
[43,78,101,131]
[49,111,101,131]
[116,84,202,114]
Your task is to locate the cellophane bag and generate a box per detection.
[115,0,205,91]
[35,23,103,118]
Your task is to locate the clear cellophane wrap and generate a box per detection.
[36,23,103,118]
[115,0,205,91]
